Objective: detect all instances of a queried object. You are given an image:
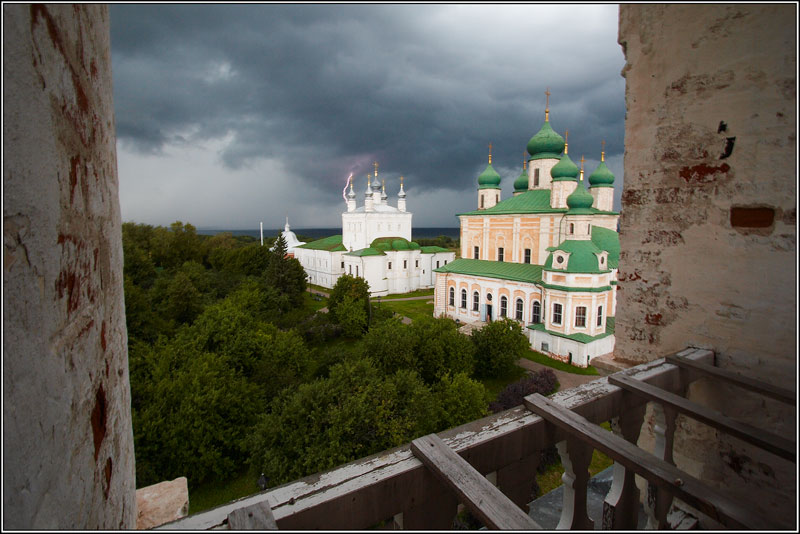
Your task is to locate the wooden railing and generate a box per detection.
[162,347,795,530]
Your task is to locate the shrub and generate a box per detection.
[488,369,557,413]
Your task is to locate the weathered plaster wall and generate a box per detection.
[3,4,136,529]
[617,4,796,523]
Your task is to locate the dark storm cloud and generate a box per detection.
[111,4,624,205]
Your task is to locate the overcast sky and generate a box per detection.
[110,4,626,230]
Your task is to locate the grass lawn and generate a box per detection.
[535,421,613,496]
[374,287,435,300]
[523,349,600,376]
[377,299,434,323]
[479,365,527,402]
[304,290,329,312]
[189,471,261,515]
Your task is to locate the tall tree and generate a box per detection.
[472,317,530,378]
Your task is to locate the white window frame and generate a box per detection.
[575,306,587,328]
[552,303,563,325]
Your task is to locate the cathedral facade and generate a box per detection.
[293,165,455,296]
[434,105,620,367]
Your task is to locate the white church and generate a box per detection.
[287,163,455,296]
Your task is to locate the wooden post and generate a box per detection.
[556,437,595,530]
[645,403,678,529]
[603,403,646,529]
[496,453,540,511]
[401,469,459,530]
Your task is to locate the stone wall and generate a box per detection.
[616,4,796,523]
[3,4,136,528]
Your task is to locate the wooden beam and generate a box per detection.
[609,374,795,462]
[525,393,789,530]
[665,354,796,404]
[227,501,277,530]
[410,433,541,530]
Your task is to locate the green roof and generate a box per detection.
[345,247,385,257]
[544,239,610,274]
[590,226,620,269]
[420,246,451,253]
[370,236,420,251]
[433,258,543,283]
[458,189,564,216]
[297,235,347,252]
[527,316,615,343]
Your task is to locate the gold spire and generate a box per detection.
[601,140,605,162]
[488,142,492,164]
[580,155,585,182]
[564,129,569,155]
[400,175,404,186]
[545,87,550,122]
[523,151,527,170]
[382,178,385,192]
[367,173,371,187]
[373,161,379,177]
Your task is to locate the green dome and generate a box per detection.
[526,121,565,160]
[588,161,615,187]
[544,239,609,274]
[513,169,528,192]
[392,239,410,250]
[477,163,502,189]
[566,183,594,212]
[408,241,421,250]
[550,153,579,181]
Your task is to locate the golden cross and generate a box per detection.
[488,142,493,164]
[400,175,404,185]
[545,88,550,109]
[564,129,569,154]
[373,161,379,176]
[601,140,606,162]
[523,151,527,170]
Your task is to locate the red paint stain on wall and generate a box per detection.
[679,163,730,184]
[91,385,106,460]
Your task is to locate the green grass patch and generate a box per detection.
[188,471,261,515]
[377,299,434,323]
[304,290,329,312]
[479,365,527,402]
[523,349,600,376]
[373,287,435,300]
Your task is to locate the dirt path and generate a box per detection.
[517,358,601,391]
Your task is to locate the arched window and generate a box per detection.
[481,195,484,208]
[449,287,455,306]
[473,291,479,311]
[461,289,467,308]
[500,296,508,317]
[534,168,540,187]
[532,301,541,323]
[515,298,524,321]
[575,306,587,327]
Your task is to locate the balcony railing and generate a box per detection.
[163,347,795,530]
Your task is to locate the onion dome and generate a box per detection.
[381,178,388,201]
[567,184,594,210]
[526,121,565,159]
[398,176,406,198]
[347,178,356,199]
[477,144,501,189]
[477,163,501,189]
[551,153,579,181]
[589,145,615,187]
[513,154,528,193]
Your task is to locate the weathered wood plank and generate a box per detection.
[162,349,713,530]
[609,374,796,462]
[410,433,541,530]
[226,501,277,530]
[665,354,796,404]
[524,393,789,530]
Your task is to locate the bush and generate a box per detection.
[472,318,530,379]
[488,369,557,413]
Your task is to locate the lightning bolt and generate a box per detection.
[342,173,353,202]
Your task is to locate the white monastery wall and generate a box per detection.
[3,4,136,528]
[617,4,796,522]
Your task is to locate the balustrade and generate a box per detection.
[163,347,792,531]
